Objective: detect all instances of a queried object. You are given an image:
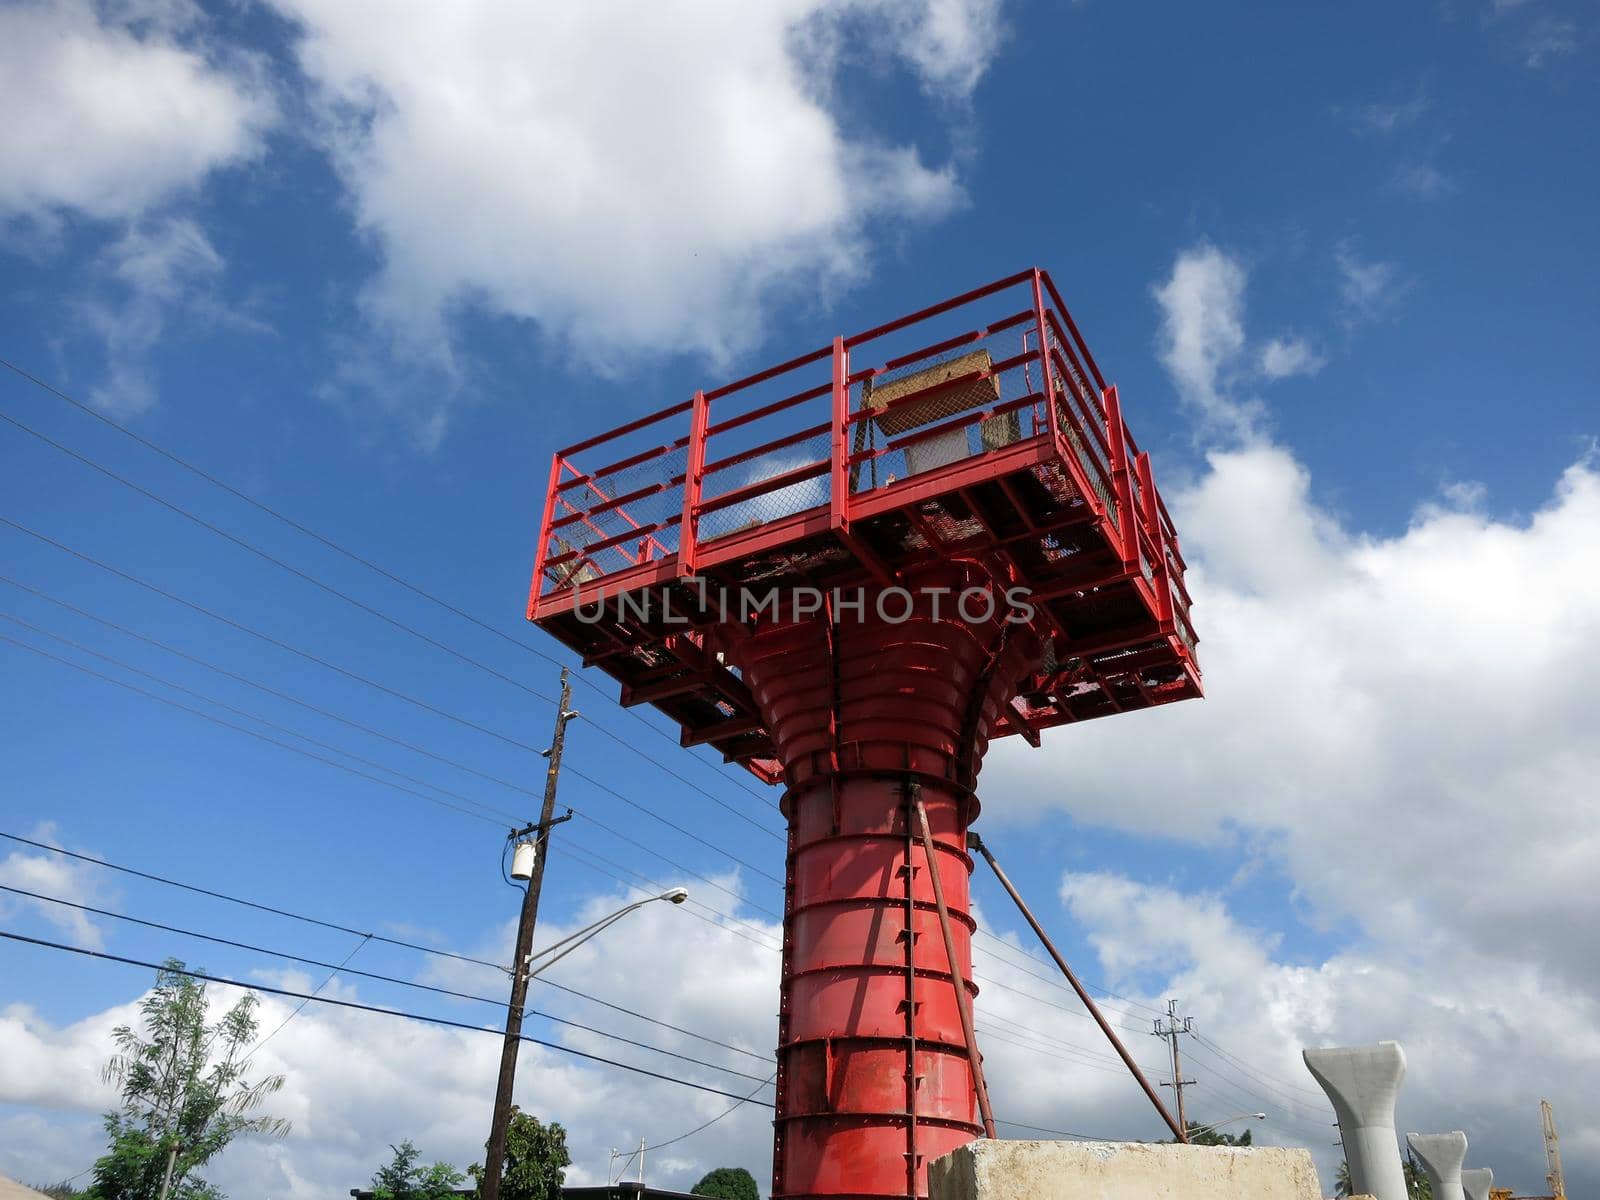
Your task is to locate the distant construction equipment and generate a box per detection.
[1484,1100,1568,1200]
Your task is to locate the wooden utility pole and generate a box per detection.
[479,668,576,1200]
[1153,999,1196,1136]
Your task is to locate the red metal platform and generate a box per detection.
[528,267,1201,783]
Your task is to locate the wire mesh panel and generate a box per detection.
[1046,325,1117,528]
[846,300,1046,498]
[538,404,690,595]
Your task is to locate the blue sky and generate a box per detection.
[2,1,1597,1196]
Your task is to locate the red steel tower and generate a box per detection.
[526,269,1201,1199]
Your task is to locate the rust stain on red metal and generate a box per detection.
[527,269,1202,1198]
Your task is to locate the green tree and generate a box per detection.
[1332,1159,1433,1200]
[468,1109,569,1200]
[1165,1121,1253,1147]
[690,1166,760,1199]
[370,1141,466,1200]
[86,958,288,1200]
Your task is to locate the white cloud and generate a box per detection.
[1257,336,1326,381]
[0,0,273,225]
[1152,245,1333,438]
[1520,15,1578,67]
[0,826,115,951]
[0,877,783,1198]
[1391,162,1457,201]
[267,0,1000,439]
[1151,243,1255,437]
[1335,240,1406,323]
[987,239,1600,1194]
[1353,87,1432,136]
[1050,871,1600,1194]
[76,217,265,417]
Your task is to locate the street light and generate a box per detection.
[521,889,690,981]
[1188,1112,1269,1140]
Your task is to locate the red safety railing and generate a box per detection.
[529,268,1188,650]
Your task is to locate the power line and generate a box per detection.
[1191,1033,1328,1100]
[0,630,513,828]
[248,933,371,1053]
[2,352,1303,1122]
[558,841,781,952]
[0,532,781,894]
[0,610,532,824]
[0,829,773,1064]
[990,1118,1099,1140]
[0,928,777,1107]
[972,931,1157,1031]
[1182,1039,1331,1122]
[0,606,780,918]
[0,881,771,1087]
[636,1071,778,1155]
[0,370,781,823]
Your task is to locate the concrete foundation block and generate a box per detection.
[927,1138,1323,1200]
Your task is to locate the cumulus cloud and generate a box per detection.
[1152,245,1333,438]
[0,0,273,225]
[1351,86,1432,136]
[1051,870,1600,1192]
[1335,239,1406,324]
[267,0,1001,441]
[988,240,1600,1194]
[75,217,267,417]
[0,826,115,950]
[0,876,785,1197]
[1152,243,1254,436]
[1519,14,1578,68]
[1257,336,1326,381]
[1391,162,1457,201]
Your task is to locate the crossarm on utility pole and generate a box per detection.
[967,831,1187,1142]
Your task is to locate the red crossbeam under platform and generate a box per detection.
[526,268,1202,1199]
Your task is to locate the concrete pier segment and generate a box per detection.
[1406,1131,1468,1200]
[1460,1167,1494,1200]
[1302,1041,1408,1200]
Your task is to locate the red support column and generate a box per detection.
[718,565,1042,1199]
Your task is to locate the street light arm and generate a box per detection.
[1186,1113,1268,1139]
[521,890,689,982]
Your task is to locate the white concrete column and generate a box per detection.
[1302,1041,1408,1200]
[1460,1167,1494,1200]
[1406,1131,1468,1200]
